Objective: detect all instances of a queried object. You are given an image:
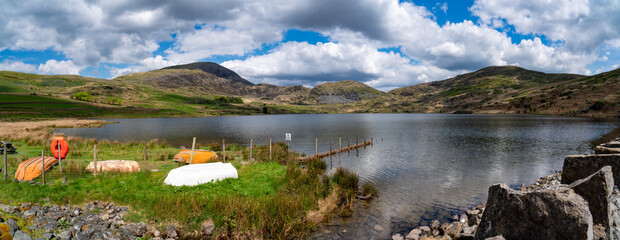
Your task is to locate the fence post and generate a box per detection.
[330,137,332,153]
[94,145,98,177]
[190,137,196,164]
[269,138,272,160]
[3,144,6,180]
[339,137,342,151]
[222,139,226,162]
[315,138,318,155]
[41,150,45,184]
[142,146,146,172]
[58,141,62,174]
[250,138,253,160]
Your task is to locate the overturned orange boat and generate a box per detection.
[173,149,218,164]
[15,156,58,181]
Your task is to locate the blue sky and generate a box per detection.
[0,0,618,91]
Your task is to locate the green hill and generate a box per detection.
[1,63,619,119]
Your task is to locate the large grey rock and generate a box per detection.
[562,154,620,186]
[595,146,620,154]
[569,166,614,239]
[13,230,33,240]
[610,188,620,240]
[474,184,593,240]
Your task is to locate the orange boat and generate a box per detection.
[15,156,58,181]
[173,149,218,164]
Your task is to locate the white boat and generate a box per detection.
[163,162,238,186]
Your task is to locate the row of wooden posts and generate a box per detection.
[185,136,373,163]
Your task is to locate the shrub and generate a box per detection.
[107,96,122,105]
[71,92,93,102]
[333,167,358,191]
[591,100,606,111]
[361,182,377,198]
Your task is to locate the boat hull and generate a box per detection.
[173,149,218,164]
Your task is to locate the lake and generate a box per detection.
[59,114,619,239]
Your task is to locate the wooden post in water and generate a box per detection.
[3,144,6,180]
[189,137,196,164]
[330,137,332,153]
[41,150,45,184]
[339,137,342,151]
[269,138,272,160]
[94,145,98,177]
[222,139,226,162]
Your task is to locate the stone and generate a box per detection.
[13,230,33,240]
[23,209,37,218]
[484,236,505,240]
[474,184,593,240]
[0,204,18,213]
[201,219,215,236]
[430,220,440,229]
[459,214,468,224]
[569,165,614,239]
[374,224,384,232]
[562,154,620,186]
[443,222,463,238]
[127,222,147,236]
[419,226,431,233]
[100,213,109,221]
[432,229,440,236]
[468,213,480,227]
[57,230,71,240]
[610,188,620,240]
[7,218,19,235]
[456,233,475,240]
[166,224,178,238]
[406,229,421,240]
[392,233,405,240]
[42,233,55,240]
[153,230,161,237]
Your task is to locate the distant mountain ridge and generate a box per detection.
[1,62,618,118]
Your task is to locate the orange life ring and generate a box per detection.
[51,136,69,159]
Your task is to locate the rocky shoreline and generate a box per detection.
[0,200,211,240]
[393,136,620,240]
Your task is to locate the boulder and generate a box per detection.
[569,165,613,239]
[13,230,33,240]
[201,219,215,236]
[562,154,620,186]
[610,188,620,240]
[474,184,593,240]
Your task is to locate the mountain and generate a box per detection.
[373,66,619,117]
[1,63,619,119]
[310,80,386,104]
[163,62,253,85]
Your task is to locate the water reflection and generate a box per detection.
[59,114,619,239]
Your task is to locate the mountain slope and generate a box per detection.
[310,80,386,104]
[163,62,253,85]
[369,66,618,117]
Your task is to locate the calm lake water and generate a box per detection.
[60,114,619,239]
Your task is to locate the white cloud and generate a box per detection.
[222,41,457,91]
[0,60,37,73]
[0,0,619,87]
[471,0,620,53]
[0,59,82,75]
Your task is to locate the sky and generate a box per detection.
[0,0,619,91]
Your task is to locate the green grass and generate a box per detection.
[0,94,184,120]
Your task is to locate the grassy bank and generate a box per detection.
[0,120,366,239]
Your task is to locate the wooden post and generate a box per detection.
[94,145,98,177]
[330,137,332,153]
[58,141,62,174]
[269,138,272,160]
[250,138,253,160]
[41,150,45,184]
[142,146,146,172]
[190,137,196,164]
[3,144,6,180]
[315,138,318,155]
[356,136,359,146]
[339,137,342,151]
[222,139,226,162]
